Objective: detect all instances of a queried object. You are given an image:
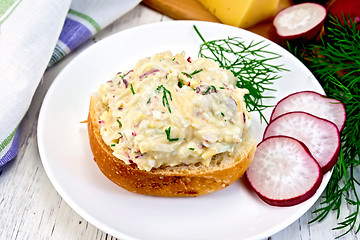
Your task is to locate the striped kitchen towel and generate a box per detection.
[49,0,141,67]
[0,0,141,167]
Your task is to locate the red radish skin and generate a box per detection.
[292,0,330,4]
[273,3,327,41]
[270,91,346,132]
[264,112,340,173]
[328,0,360,30]
[245,136,323,207]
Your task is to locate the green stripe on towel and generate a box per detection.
[0,0,23,25]
[0,126,17,152]
[50,45,67,64]
[68,8,101,32]
[0,0,17,16]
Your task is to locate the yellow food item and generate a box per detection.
[197,0,280,29]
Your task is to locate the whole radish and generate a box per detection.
[328,0,360,30]
[292,0,330,5]
[273,3,327,41]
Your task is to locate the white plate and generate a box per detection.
[38,21,330,240]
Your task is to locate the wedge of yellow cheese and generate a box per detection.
[197,0,280,29]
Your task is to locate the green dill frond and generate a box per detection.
[194,25,287,123]
[288,15,360,238]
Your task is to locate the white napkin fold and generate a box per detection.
[0,0,141,167]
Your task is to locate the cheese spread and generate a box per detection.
[98,51,251,171]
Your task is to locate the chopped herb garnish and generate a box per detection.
[118,132,123,137]
[146,98,151,104]
[203,85,217,95]
[111,144,116,147]
[117,73,125,84]
[165,126,179,141]
[220,87,225,89]
[192,69,203,75]
[221,112,225,117]
[181,72,191,78]
[130,83,135,95]
[178,79,185,88]
[156,85,173,113]
[181,69,203,79]
[116,119,122,128]
[189,148,195,150]
[172,57,175,61]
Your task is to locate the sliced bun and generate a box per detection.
[87,94,257,197]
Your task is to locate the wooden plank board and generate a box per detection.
[142,0,293,43]
[142,0,221,22]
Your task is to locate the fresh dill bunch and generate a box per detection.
[193,25,287,123]
[288,15,360,238]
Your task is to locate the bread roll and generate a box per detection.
[87,52,257,197]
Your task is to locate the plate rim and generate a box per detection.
[37,20,329,240]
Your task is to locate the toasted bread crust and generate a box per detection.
[87,96,256,197]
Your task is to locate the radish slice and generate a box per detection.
[270,91,346,132]
[245,136,323,206]
[273,3,327,41]
[264,112,340,173]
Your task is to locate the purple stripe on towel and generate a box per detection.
[0,127,20,166]
[58,17,92,51]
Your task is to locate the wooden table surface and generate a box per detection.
[0,4,358,240]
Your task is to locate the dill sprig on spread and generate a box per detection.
[203,85,217,95]
[165,126,179,141]
[178,78,185,88]
[130,83,135,95]
[193,25,287,123]
[156,85,173,113]
[181,69,203,79]
[116,119,122,128]
[287,16,360,238]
